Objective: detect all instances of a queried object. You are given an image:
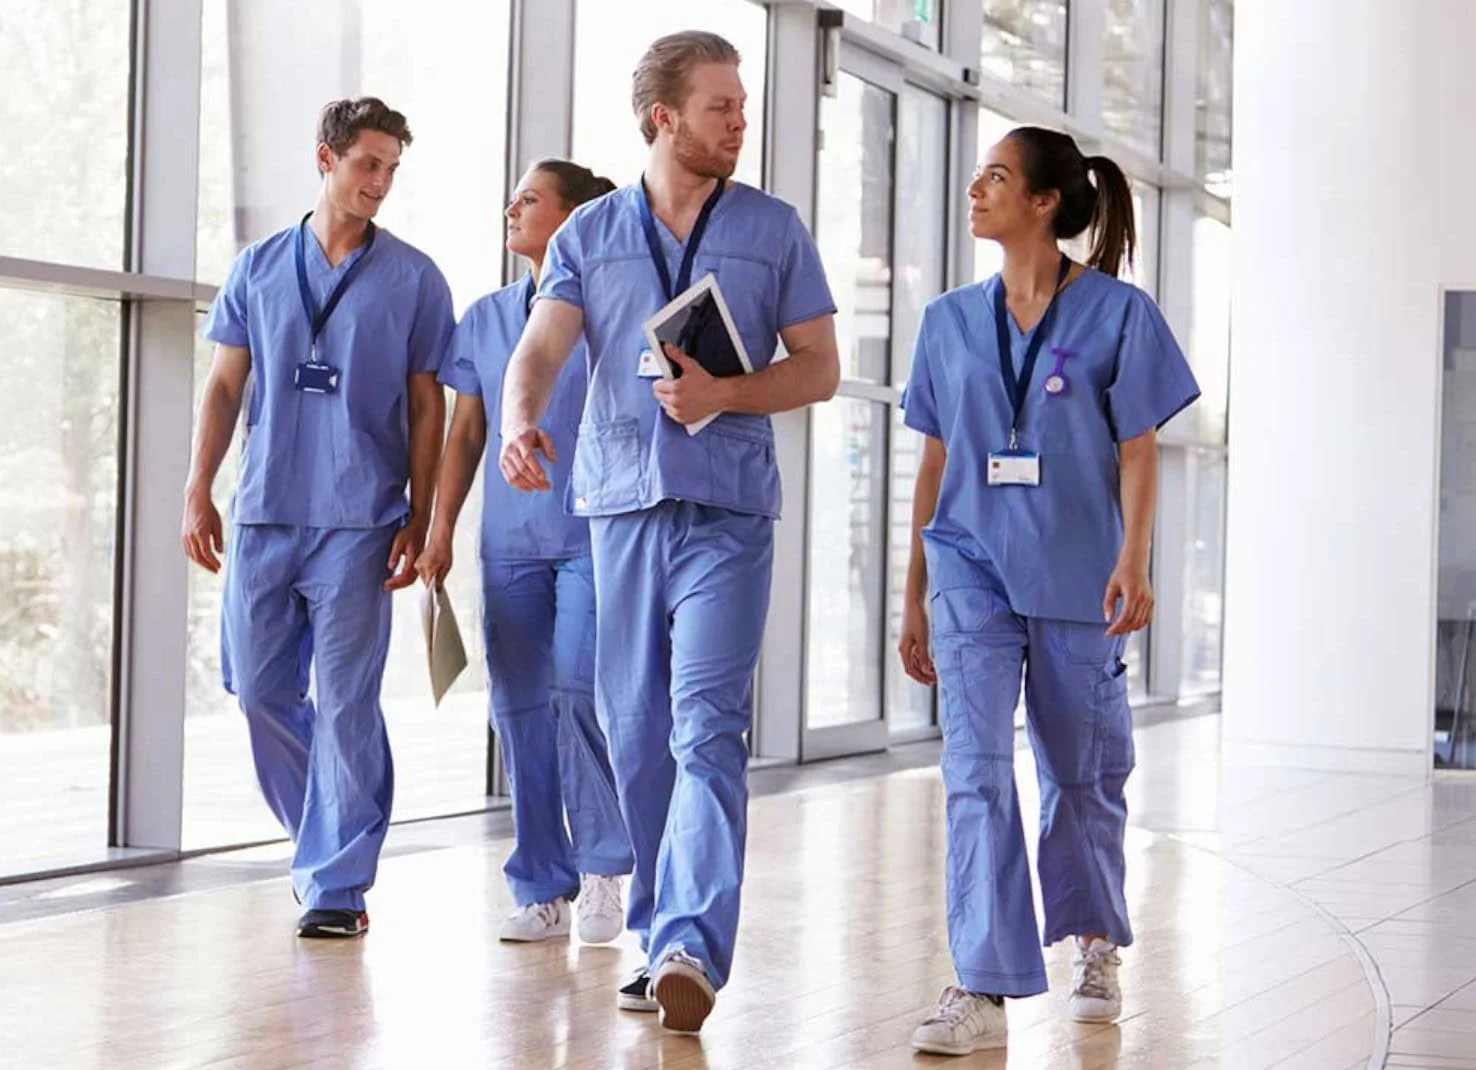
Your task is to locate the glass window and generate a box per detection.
[1196,0,1233,197]
[1180,449,1225,697]
[888,87,949,734]
[833,0,944,49]
[816,73,896,385]
[1188,213,1230,444]
[1436,291,1476,769]
[196,0,512,311]
[888,415,934,732]
[572,0,768,190]
[1102,0,1165,159]
[0,291,121,871]
[980,1,1069,108]
[805,398,888,730]
[0,2,130,269]
[182,329,493,850]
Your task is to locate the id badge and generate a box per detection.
[295,361,340,394]
[637,347,663,379]
[987,449,1040,487]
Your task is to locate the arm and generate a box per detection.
[417,393,487,587]
[1104,429,1158,635]
[499,298,585,490]
[654,312,840,424]
[384,372,446,591]
[181,343,251,573]
[898,435,947,684]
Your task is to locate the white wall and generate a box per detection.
[1222,0,1476,775]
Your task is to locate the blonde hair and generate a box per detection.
[632,31,741,145]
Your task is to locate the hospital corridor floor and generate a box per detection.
[3,711,1475,1069]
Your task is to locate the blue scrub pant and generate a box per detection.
[482,554,632,906]
[590,501,773,991]
[927,543,1135,998]
[221,524,397,913]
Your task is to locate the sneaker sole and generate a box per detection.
[617,994,659,1013]
[911,1035,1008,1056]
[654,968,715,1034]
[1070,1006,1122,1024]
[498,927,571,943]
[297,924,368,940]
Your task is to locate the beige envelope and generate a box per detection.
[419,581,468,706]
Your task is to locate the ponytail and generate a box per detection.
[532,158,618,209]
[1006,128,1138,278]
[1083,155,1136,279]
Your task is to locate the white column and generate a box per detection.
[116,0,204,849]
[1222,0,1468,775]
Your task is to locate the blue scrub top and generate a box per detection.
[902,269,1200,624]
[536,181,836,520]
[440,275,590,562]
[203,223,455,529]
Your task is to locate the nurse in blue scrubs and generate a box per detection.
[182,98,454,939]
[498,32,840,1034]
[417,160,633,946]
[899,127,1200,1056]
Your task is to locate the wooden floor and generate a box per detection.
[0,715,1410,1070]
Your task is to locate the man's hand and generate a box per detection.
[386,513,430,591]
[652,344,726,426]
[181,489,225,574]
[499,427,558,491]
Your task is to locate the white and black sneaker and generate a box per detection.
[297,909,369,939]
[617,966,658,1012]
[911,986,1008,1055]
[499,898,571,942]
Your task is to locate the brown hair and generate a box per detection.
[316,97,414,156]
[632,31,741,145]
[532,159,618,208]
[1006,127,1137,278]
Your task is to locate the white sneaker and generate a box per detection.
[652,948,716,1034]
[911,986,1008,1056]
[498,898,571,942]
[1069,938,1122,1022]
[577,874,624,944]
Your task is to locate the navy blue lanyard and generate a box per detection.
[994,254,1072,446]
[637,177,726,302]
[295,213,378,351]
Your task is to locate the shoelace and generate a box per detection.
[660,949,706,975]
[923,986,976,1027]
[581,876,622,918]
[1073,945,1120,1000]
[510,900,562,928]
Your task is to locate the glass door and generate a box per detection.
[805,44,950,760]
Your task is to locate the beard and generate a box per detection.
[672,121,739,181]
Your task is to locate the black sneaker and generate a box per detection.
[617,966,658,1012]
[297,909,369,939]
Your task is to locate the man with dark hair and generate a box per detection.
[500,32,840,1031]
[182,96,453,939]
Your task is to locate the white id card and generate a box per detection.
[987,450,1041,487]
[637,348,663,379]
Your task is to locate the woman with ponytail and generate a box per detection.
[899,128,1199,1055]
[418,160,632,945]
